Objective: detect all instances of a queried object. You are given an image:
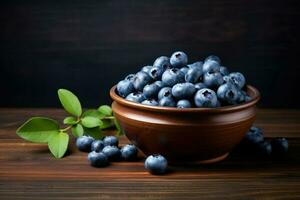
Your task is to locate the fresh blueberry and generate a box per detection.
[245,95,252,102]
[194,88,218,108]
[145,154,168,175]
[271,138,289,155]
[76,136,94,152]
[154,80,164,88]
[180,67,189,75]
[194,82,206,90]
[170,51,188,68]
[185,66,203,83]
[217,83,239,104]
[143,83,161,98]
[125,74,135,82]
[158,87,172,100]
[149,66,164,80]
[117,80,135,98]
[102,145,121,161]
[188,61,203,69]
[204,55,221,64]
[172,83,196,99]
[228,72,246,89]
[125,92,146,103]
[202,60,220,74]
[177,99,192,108]
[141,99,159,106]
[244,126,264,145]
[141,65,153,73]
[91,140,105,152]
[161,68,185,87]
[236,89,248,103]
[103,136,119,147]
[203,72,224,88]
[153,56,171,70]
[120,144,138,161]
[159,96,176,107]
[220,66,229,76]
[133,71,152,91]
[257,141,272,156]
[88,151,109,167]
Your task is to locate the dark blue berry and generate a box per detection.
[103,136,119,147]
[117,80,135,98]
[133,71,152,91]
[228,72,246,89]
[185,66,203,83]
[202,60,220,74]
[145,154,168,175]
[162,68,185,87]
[177,99,192,108]
[257,141,272,156]
[204,55,221,64]
[170,51,188,68]
[141,99,159,106]
[188,61,203,69]
[172,83,196,99]
[203,72,224,88]
[271,138,289,155]
[159,96,176,107]
[88,151,109,167]
[143,83,161,98]
[194,88,218,108]
[158,87,172,100]
[220,66,229,76]
[141,65,153,73]
[102,145,121,161]
[153,56,171,70]
[194,82,206,90]
[125,92,146,103]
[76,136,94,152]
[91,140,105,152]
[149,66,164,80]
[120,144,138,161]
[244,126,264,145]
[217,83,239,105]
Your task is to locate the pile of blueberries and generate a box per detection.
[76,135,168,174]
[117,51,251,108]
[242,125,289,157]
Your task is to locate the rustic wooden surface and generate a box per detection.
[0,108,300,199]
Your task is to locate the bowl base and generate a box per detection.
[169,153,229,166]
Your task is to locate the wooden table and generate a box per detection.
[0,108,300,199]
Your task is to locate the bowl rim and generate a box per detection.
[110,85,260,113]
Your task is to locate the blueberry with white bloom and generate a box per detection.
[126,92,146,103]
[159,96,176,107]
[172,83,196,99]
[228,72,246,89]
[117,79,135,98]
[153,56,171,70]
[158,87,173,100]
[203,72,224,88]
[76,136,94,152]
[102,145,121,161]
[162,68,185,87]
[145,154,168,175]
[185,66,203,83]
[217,83,239,104]
[103,135,119,147]
[141,99,159,106]
[133,71,152,91]
[177,99,192,108]
[141,65,153,73]
[121,144,138,161]
[88,151,109,167]
[194,88,218,108]
[202,60,220,74]
[204,55,221,64]
[143,83,161,98]
[170,51,188,67]
[91,140,105,152]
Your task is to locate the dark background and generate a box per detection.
[1,0,299,108]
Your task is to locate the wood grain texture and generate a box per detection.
[0,108,300,199]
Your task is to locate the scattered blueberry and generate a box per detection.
[257,141,272,156]
[103,136,119,147]
[91,140,105,152]
[172,83,196,99]
[141,99,159,106]
[244,126,264,146]
[88,151,109,167]
[117,80,135,98]
[177,99,192,108]
[153,56,171,70]
[76,136,94,152]
[194,88,218,108]
[145,154,168,175]
[120,144,138,161]
[133,71,152,91]
[162,68,185,86]
[102,145,121,161]
[143,83,161,99]
[126,92,146,103]
[159,96,176,107]
[158,87,172,100]
[170,51,188,67]
[271,138,289,155]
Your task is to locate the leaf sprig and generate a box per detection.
[16,89,122,158]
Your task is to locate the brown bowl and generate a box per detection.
[110,85,260,164]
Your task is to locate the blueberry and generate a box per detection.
[244,126,264,145]
[177,99,192,108]
[236,89,247,103]
[141,65,153,73]
[103,136,119,147]
[120,144,138,161]
[116,80,135,98]
[172,83,196,99]
[161,68,185,87]
[88,151,109,167]
[145,154,168,175]
[149,66,164,80]
[153,56,171,70]
[217,83,239,104]
[154,80,164,88]
[194,88,218,108]
[143,83,161,98]
[220,66,229,76]
[159,96,176,107]
[204,55,221,64]
[180,67,189,75]
[203,72,224,88]
[185,66,203,83]
[257,141,272,156]
[158,87,172,100]
[202,60,220,74]
[245,95,252,102]
[141,99,159,106]
[91,140,105,152]
[125,74,135,82]
[126,92,146,103]
[133,71,152,91]
[228,72,246,89]
[271,138,289,155]
[170,51,188,68]
[76,136,94,152]
[194,82,206,90]
[102,145,121,161]
[188,61,203,69]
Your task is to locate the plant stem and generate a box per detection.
[60,125,72,132]
[103,116,115,120]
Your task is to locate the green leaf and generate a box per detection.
[100,119,115,129]
[48,131,69,158]
[113,117,123,136]
[98,105,113,116]
[58,89,82,117]
[81,116,103,128]
[63,116,77,125]
[84,127,103,139]
[82,109,105,119]
[16,117,60,143]
[71,124,84,138]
